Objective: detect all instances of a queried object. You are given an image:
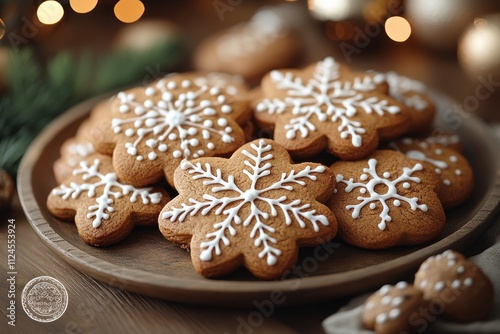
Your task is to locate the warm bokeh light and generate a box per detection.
[0,18,5,40]
[385,16,411,42]
[114,0,145,24]
[70,0,98,14]
[308,0,351,21]
[37,0,64,25]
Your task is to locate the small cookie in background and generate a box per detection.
[328,150,445,249]
[159,139,337,280]
[255,57,410,161]
[193,7,300,83]
[363,281,428,334]
[389,138,473,208]
[48,154,170,247]
[374,72,436,134]
[414,250,494,323]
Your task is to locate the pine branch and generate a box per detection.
[0,39,182,176]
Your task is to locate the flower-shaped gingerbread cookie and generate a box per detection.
[375,72,436,133]
[90,73,251,187]
[363,281,428,334]
[159,139,337,279]
[414,250,494,323]
[255,57,410,160]
[390,138,473,208]
[328,150,445,249]
[47,154,170,246]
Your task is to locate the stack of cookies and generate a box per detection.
[47,55,474,280]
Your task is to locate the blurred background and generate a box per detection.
[1,0,499,185]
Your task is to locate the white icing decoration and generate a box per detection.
[392,139,465,186]
[162,140,329,266]
[256,57,401,147]
[381,296,391,305]
[378,72,429,111]
[457,265,465,274]
[388,308,400,319]
[420,280,428,288]
[464,277,473,286]
[66,142,95,167]
[452,279,461,289]
[395,281,408,289]
[375,313,388,324]
[336,159,428,231]
[379,285,391,295]
[434,281,445,291]
[427,134,460,147]
[52,159,162,228]
[112,78,236,161]
[366,301,375,309]
[216,9,289,59]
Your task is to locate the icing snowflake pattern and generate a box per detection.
[52,159,162,228]
[162,140,329,266]
[336,159,428,231]
[112,78,236,161]
[256,57,401,147]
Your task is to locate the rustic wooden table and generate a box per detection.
[2,1,500,333]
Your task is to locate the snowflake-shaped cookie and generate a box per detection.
[328,150,445,249]
[389,138,473,208]
[159,139,337,279]
[91,74,250,187]
[48,154,170,246]
[255,57,409,160]
[374,72,436,133]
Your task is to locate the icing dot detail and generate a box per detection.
[457,266,465,274]
[443,179,451,186]
[395,281,408,289]
[375,313,388,324]
[388,308,400,319]
[451,279,461,289]
[434,281,445,291]
[464,277,473,287]
[450,156,457,162]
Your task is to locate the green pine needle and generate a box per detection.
[0,39,182,177]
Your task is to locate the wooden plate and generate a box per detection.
[18,92,500,307]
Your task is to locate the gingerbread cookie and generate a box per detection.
[53,119,96,184]
[389,138,473,208]
[254,57,410,160]
[47,154,170,246]
[375,72,436,133]
[363,281,428,334]
[193,7,299,82]
[159,139,337,279]
[328,150,445,249]
[414,250,494,323]
[89,73,251,187]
